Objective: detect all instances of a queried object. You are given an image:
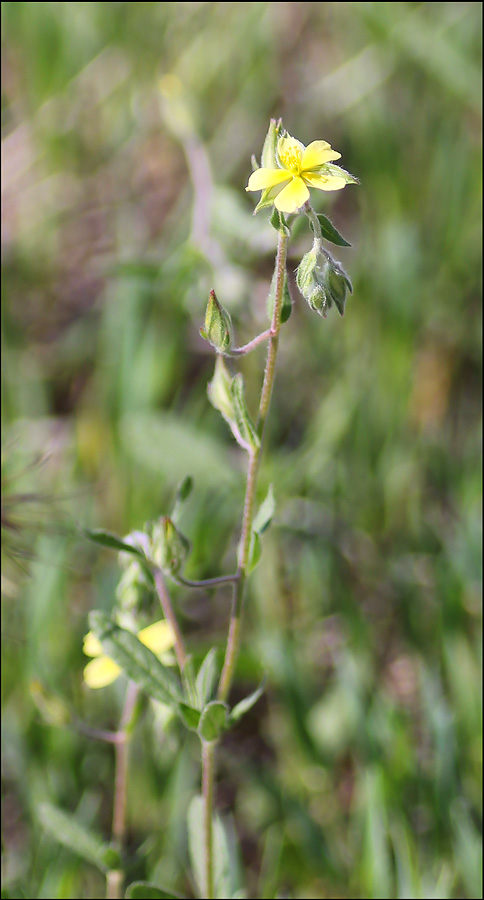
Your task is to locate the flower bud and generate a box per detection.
[200,290,233,353]
[150,516,190,576]
[296,243,352,318]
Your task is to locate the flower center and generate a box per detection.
[278,140,302,174]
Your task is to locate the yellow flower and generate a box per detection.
[83,620,176,689]
[246,134,347,214]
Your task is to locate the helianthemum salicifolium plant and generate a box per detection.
[36,120,358,900]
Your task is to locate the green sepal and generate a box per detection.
[198,701,229,743]
[125,882,186,899]
[323,163,359,184]
[89,612,182,708]
[229,681,266,726]
[261,118,283,169]
[266,268,292,325]
[313,213,351,247]
[37,803,121,873]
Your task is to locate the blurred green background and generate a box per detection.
[1,3,482,898]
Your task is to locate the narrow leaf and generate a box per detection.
[198,701,228,743]
[269,208,290,236]
[246,531,261,574]
[84,528,147,559]
[37,802,118,873]
[316,214,351,247]
[89,612,182,708]
[182,656,199,708]
[126,882,186,899]
[195,648,219,708]
[178,702,201,731]
[187,796,238,900]
[253,485,275,535]
[229,681,265,725]
[266,269,292,325]
[230,375,260,452]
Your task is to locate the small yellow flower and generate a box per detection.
[83,620,176,689]
[246,134,347,214]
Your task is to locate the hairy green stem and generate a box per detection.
[218,227,289,703]
[200,227,289,899]
[106,681,139,900]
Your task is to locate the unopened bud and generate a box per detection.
[150,516,190,576]
[200,290,233,353]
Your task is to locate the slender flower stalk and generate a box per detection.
[218,227,289,703]
[153,567,187,670]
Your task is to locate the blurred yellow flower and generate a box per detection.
[246,134,347,214]
[83,620,176,689]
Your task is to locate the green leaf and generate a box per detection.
[195,648,219,708]
[266,269,292,325]
[198,701,229,743]
[84,529,146,559]
[37,802,120,873]
[171,475,194,522]
[182,656,199,708]
[253,485,275,535]
[315,213,351,247]
[246,531,261,574]
[178,702,201,731]
[269,208,290,236]
[187,796,239,899]
[229,681,265,726]
[89,612,182,708]
[230,375,260,453]
[125,882,186,899]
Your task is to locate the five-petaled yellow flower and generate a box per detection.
[83,620,176,688]
[246,134,346,214]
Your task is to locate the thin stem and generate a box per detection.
[176,572,240,589]
[230,328,273,356]
[153,567,187,670]
[218,227,290,703]
[202,742,216,900]
[106,681,139,900]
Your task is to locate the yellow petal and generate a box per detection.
[303,173,347,192]
[301,141,341,170]
[138,620,176,655]
[246,168,292,192]
[277,135,305,172]
[274,176,309,213]
[83,656,122,689]
[83,631,103,658]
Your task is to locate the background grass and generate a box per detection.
[1,3,482,898]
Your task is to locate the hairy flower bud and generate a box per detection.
[150,516,190,576]
[200,290,233,353]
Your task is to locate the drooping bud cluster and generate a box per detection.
[296,241,352,318]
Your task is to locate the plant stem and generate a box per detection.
[106,681,139,900]
[176,572,240,589]
[202,741,216,900]
[218,226,289,703]
[153,567,187,670]
[230,328,273,356]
